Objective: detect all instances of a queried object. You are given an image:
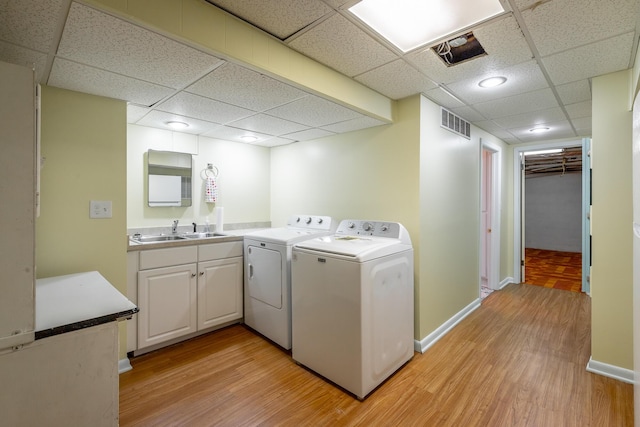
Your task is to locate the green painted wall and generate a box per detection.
[36,85,128,357]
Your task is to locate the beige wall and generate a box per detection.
[271,95,422,334]
[37,85,128,357]
[418,96,481,336]
[127,124,271,228]
[591,70,633,369]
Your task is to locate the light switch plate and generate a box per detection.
[90,200,112,219]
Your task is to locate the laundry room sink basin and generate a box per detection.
[182,232,225,239]
[131,235,187,243]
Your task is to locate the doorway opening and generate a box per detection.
[513,139,591,294]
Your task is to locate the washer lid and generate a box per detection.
[294,235,411,261]
[244,227,333,245]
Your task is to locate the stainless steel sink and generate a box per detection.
[182,232,224,239]
[133,235,187,243]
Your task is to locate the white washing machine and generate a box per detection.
[291,219,414,400]
[243,215,336,349]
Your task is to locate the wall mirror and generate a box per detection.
[147,149,192,207]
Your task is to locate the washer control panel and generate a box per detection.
[286,215,335,232]
[336,220,401,238]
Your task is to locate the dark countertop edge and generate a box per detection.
[34,307,139,340]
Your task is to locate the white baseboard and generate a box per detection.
[586,357,634,384]
[499,277,514,289]
[118,357,133,374]
[414,298,481,353]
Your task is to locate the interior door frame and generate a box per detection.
[512,138,587,285]
[480,139,502,291]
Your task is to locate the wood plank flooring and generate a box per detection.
[525,248,582,293]
[119,284,632,426]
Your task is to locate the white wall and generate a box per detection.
[127,124,271,229]
[525,172,582,252]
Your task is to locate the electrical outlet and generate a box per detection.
[90,200,112,219]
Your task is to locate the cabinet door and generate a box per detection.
[138,264,197,349]
[198,257,243,330]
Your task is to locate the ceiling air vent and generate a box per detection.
[441,108,471,139]
[432,32,486,67]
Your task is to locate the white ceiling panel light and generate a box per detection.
[349,0,505,52]
[166,121,189,129]
[524,148,562,156]
[529,126,550,133]
[478,76,507,88]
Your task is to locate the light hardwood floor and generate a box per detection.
[120,284,633,426]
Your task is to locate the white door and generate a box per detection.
[481,148,492,288]
[246,245,283,308]
[138,264,197,348]
[198,257,243,330]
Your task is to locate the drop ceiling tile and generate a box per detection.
[227,113,309,135]
[355,59,437,100]
[57,2,223,89]
[0,0,69,52]
[492,107,566,129]
[207,0,333,39]
[137,110,220,135]
[266,95,362,127]
[472,88,559,120]
[423,87,467,109]
[201,125,273,143]
[450,106,486,123]
[127,105,151,123]
[408,16,533,84]
[157,92,254,124]
[187,62,307,111]
[48,58,175,105]
[0,41,48,82]
[260,136,296,147]
[565,101,592,119]
[517,0,638,56]
[282,128,335,141]
[446,60,548,105]
[555,80,592,105]
[288,13,397,77]
[320,115,388,133]
[572,116,592,136]
[542,32,635,86]
[474,121,516,140]
[508,120,576,142]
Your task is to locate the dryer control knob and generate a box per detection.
[381,224,389,232]
[347,222,355,229]
[305,217,312,224]
[317,218,323,224]
[363,222,373,232]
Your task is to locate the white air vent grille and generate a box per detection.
[441,108,471,139]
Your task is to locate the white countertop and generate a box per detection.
[35,271,138,339]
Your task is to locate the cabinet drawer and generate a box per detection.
[198,241,243,262]
[139,246,198,270]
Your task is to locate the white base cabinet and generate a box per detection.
[138,263,197,349]
[198,257,243,330]
[132,241,243,353]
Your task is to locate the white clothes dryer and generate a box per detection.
[243,215,336,349]
[291,220,414,400]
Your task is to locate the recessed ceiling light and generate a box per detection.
[349,0,504,53]
[529,126,550,133]
[240,135,258,143]
[478,76,507,88]
[165,121,188,129]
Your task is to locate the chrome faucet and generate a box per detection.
[172,220,179,234]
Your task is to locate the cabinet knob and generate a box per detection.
[199,271,204,276]
[191,273,196,277]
